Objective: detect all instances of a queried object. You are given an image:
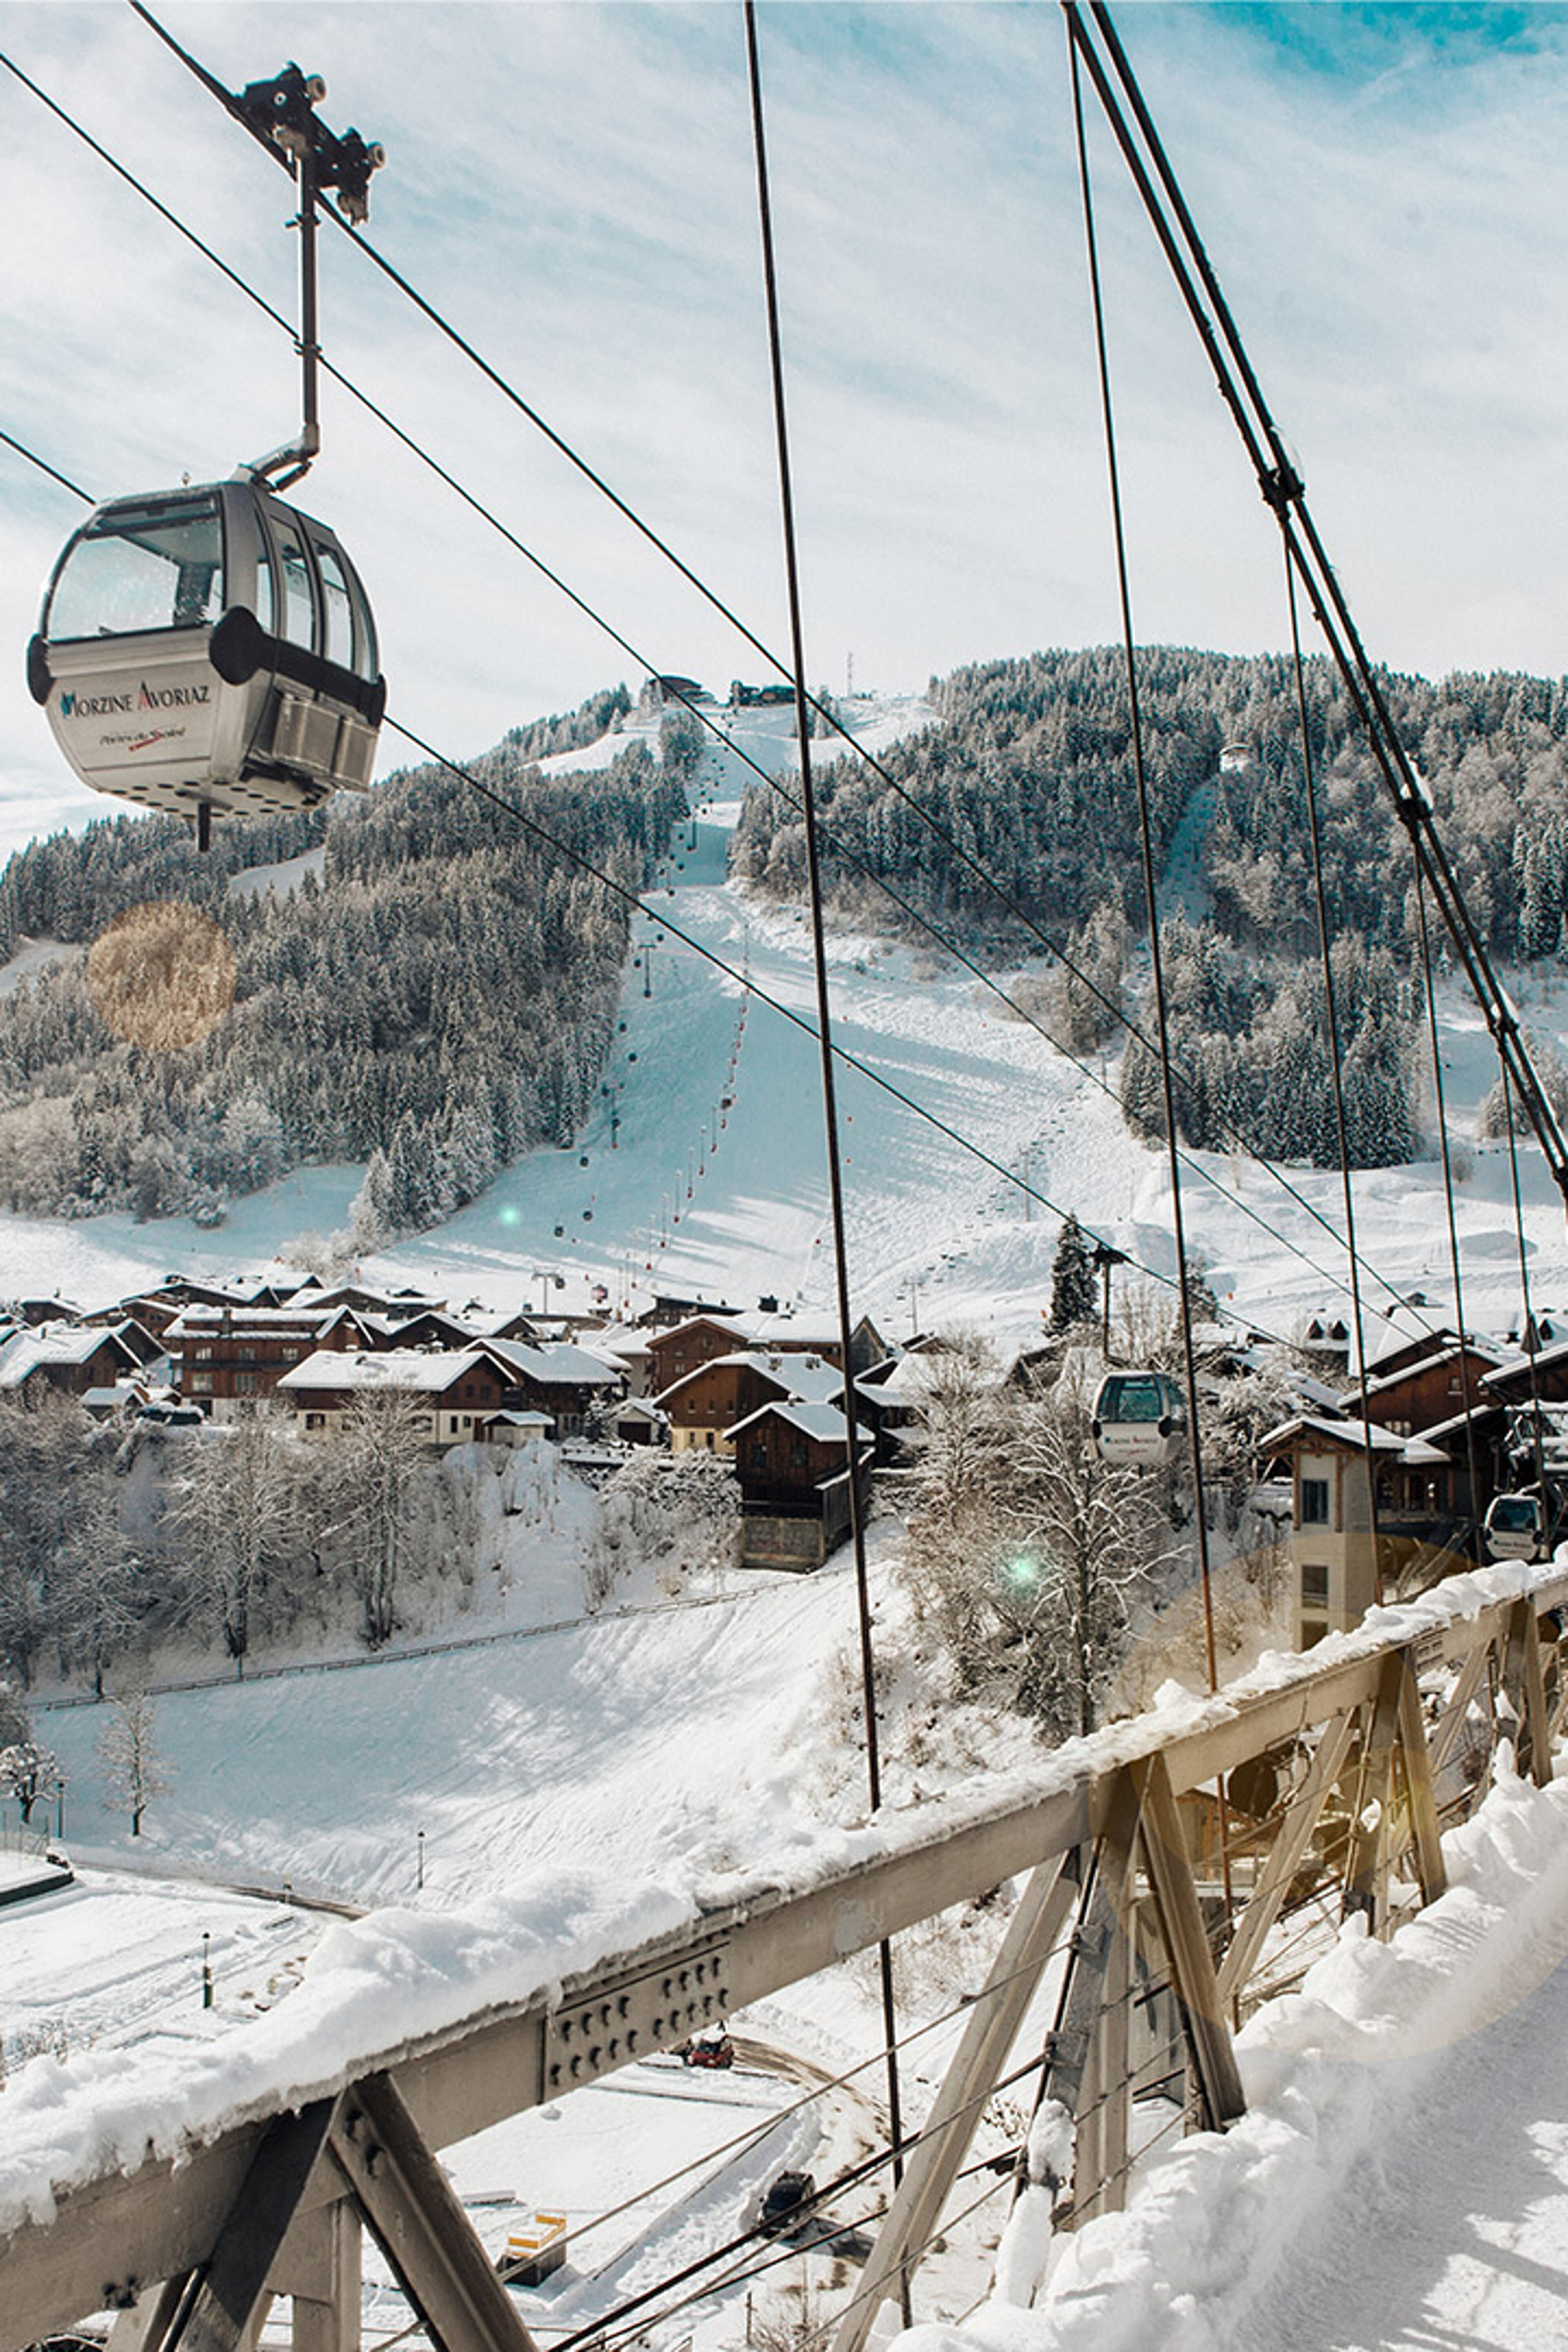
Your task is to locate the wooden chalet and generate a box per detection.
[1345,1340,1512,1441]
[167,1304,374,1419]
[1258,1414,1461,1646]
[655,1350,855,1456]
[276,1349,508,1446]
[731,1400,874,1571]
[642,1316,753,1398]
[0,1323,145,1399]
[475,1340,623,1437]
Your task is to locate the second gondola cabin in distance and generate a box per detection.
[1090,1369,1188,1468]
[26,474,385,842]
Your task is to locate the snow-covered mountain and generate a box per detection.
[3,685,1567,1358]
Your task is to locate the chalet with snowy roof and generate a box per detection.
[731,1400,875,1570]
[0,1323,145,1399]
[1481,1335,1568,1412]
[643,1316,753,1398]
[1259,1414,1458,1646]
[167,1303,374,1419]
[637,1292,742,1332]
[476,1339,623,1437]
[740,1314,890,1376]
[71,1309,166,1366]
[610,1397,667,1448]
[1297,1315,1352,1370]
[303,1283,449,1320]
[12,1296,82,1329]
[1341,1340,1513,1442]
[656,1350,860,1456]
[364,1308,482,1354]
[276,1349,508,1446]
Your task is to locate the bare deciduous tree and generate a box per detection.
[98,1686,168,1837]
[337,1387,432,1648]
[904,1350,1174,1740]
[167,1405,301,1669]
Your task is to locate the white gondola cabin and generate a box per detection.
[1482,1491,1547,1564]
[27,475,385,835]
[1091,1370,1187,1468]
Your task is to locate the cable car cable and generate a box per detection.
[1501,1061,1550,1501]
[9,39,1447,1351]
[1284,545,1387,1605]
[744,4,907,2305]
[1069,24,1218,1695]
[1411,853,1483,1569]
[0,426,91,506]
[1061,0,1568,1222]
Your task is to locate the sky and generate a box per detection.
[0,1,1566,856]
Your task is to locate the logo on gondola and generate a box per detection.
[58,681,211,721]
[60,689,134,719]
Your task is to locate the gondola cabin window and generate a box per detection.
[47,500,225,641]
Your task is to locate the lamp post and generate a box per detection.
[417,1828,425,1891]
[201,1931,213,2011]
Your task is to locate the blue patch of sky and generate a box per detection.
[1217,2,1565,77]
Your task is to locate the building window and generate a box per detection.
[283,1348,301,1363]
[190,1371,213,1393]
[194,1345,214,1362]
[305,1411,325,1430]
[412,1415,433,1433]
[1300,1477,1331,1526]
[236,1372,258,1394]
[1301,1561,1330,1608]
[238,1347,256,1364]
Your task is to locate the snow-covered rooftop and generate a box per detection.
[277,1348,492,1396]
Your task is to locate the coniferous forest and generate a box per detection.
[4,650,1568,1221]
[0,692,684,1228]
[733,648,1568,1168]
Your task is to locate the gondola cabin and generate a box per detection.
[1091,1370,1187,1468]
[1482,1491,1547,1564]
[27,475,385,833]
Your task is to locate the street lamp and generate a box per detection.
[201,1930,213,2010]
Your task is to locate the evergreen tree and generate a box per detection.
[1049,1212,1098,1333]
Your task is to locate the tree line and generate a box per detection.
[0,688,684,1230]
[733,647,1568,1168]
